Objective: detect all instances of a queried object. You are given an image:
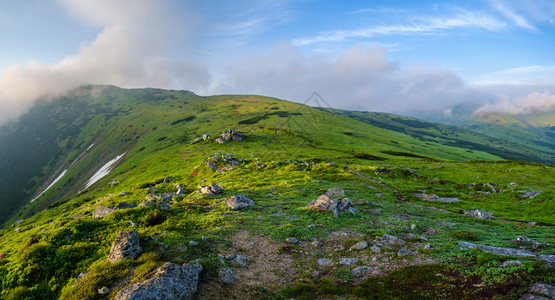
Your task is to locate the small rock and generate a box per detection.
[285,216,299,221]
[113,202,138,210]
[139,200,154,208]
[338,257,359,265]
[202,134,210,141]
[325,188,346,197]
[521,191,543,198]
[156,202,170,211]
[371,245,381,253]
[128,221,135,227]
[189,241,198,246]
[484,183,497,193]
[219,268,235,284]
[515,236,532,243]
[285,237,299,244]
[98,286,110,295]
[119,191,129,196]
[177,246,188,252]
[225,195,255,210]
[398,249,414,256]
[501,260,522,267]
[92,206,114,218]
[317,258,333,267]
[311,240,323,247]
[352,266,373,276]
[349,241,368,251]
[232,254,248,267]
[75,272,87,284]
[307,224,317,229]
[464,209,493,219]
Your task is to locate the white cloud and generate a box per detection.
[489,0,536,31]
[218,43,487,115]
[474,91,555,115]
[0,0,210,125]
[292,9,506,46]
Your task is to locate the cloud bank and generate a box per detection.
[474,91,555,115]
[0,0,210,125]
[219,43,488,116]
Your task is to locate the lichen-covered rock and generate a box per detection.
[92,206,114,218]
[225,195,255,210]
[107,230,142,263]
[115,262,202,300]
[521,191,543,198]
[464,209,493,219]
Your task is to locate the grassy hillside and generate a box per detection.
[333,110,555,164]
[0,86,552,299]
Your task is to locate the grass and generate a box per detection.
[0,86,553,299]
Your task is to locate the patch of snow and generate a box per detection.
[31,169,67,202]
[84,153,126,190]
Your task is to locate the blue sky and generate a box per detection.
[0,0,554,123]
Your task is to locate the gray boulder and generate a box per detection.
[92,206,114,218]
[115,262,202,300]
[349,241,368,250]
[156,202,171,211]
[200,183,222,195]
[338,257,359,265]
[464,209,493,219]
[221,129,244,142]
[107,230,143,263]
[307,189,358,218]
[139,200,154,208]
[219,268,235,284]
[202,134,210,141]
[317,258,333,267]
[352,266,373,276]
[225,195,255,210]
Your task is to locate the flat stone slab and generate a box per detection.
[459,241,555,267]
[412,193,460,203]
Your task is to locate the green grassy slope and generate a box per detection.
[0,86,501,225]
[0,86,552,299]
[333,110,555,164]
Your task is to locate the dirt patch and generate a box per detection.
[196,229,437,298]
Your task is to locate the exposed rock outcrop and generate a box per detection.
[107,230,142,263]
[115,262,202,300]
[221,129,244,142]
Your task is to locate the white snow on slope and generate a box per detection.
[84,153,126,190]
[31,169,67,202]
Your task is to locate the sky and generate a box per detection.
[0,0,554,124]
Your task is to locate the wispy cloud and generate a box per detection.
[293,9,506,46]
[351,6,407,14]
[489,0,537,31]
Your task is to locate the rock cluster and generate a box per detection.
[115,262,202,300]
[200,183,222,195]
[221,129,244,142]
[307,189,358,218]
